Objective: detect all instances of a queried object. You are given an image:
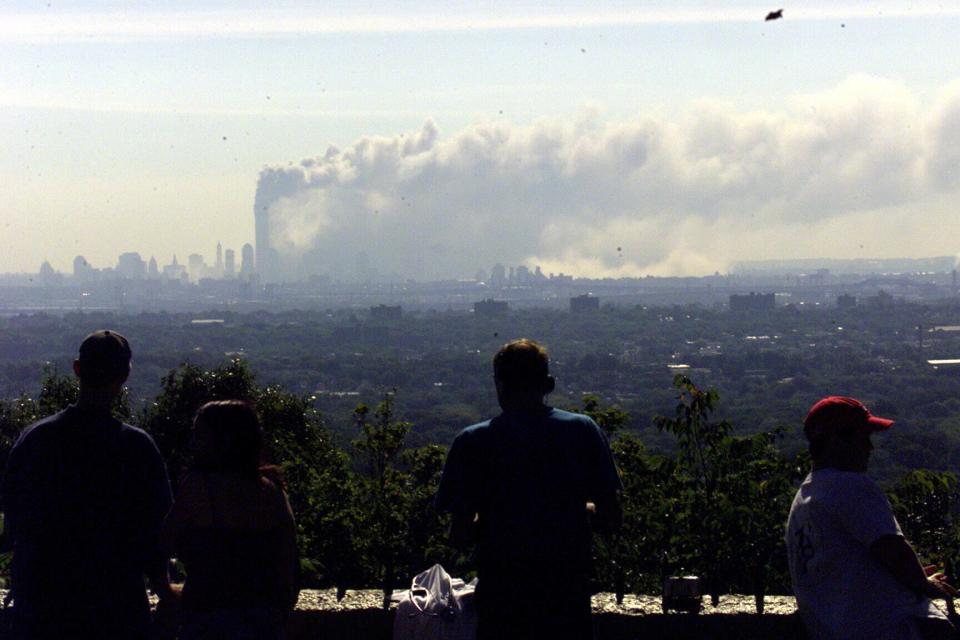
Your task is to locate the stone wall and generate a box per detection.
[285,591,808,640]
[0,589,809,639]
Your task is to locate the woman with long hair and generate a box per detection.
[161,400,298,640]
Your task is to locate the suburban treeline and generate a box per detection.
[5,302,960,482]
[3,361,960,610]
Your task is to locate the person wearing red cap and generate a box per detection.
[786,396,958,640]
[1,330,175,639]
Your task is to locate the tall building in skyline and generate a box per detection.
[215,242,223,278]
[187,254,204,283]
[116,252,146,280]
[73,255,94,282]
[240,243,255,278]
[490,264,506,289]
[224,248,236,278]
[163,255,187,282]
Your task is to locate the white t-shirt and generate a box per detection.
[786,469,946,640]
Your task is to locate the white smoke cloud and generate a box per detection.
[255,76,960,281]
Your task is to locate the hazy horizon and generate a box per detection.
[3,1,960,278]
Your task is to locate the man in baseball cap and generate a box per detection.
[786,396,958,639]
[1,330,175,639]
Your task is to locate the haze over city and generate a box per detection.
[3,1,960,279]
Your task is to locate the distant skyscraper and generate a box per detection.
[224,248,236,278]
[38,260,61,286]
[163,255,188,282]
[490,263,506,289]
[187,254,205,283]
[240,243,255,277]
[73,255,94,281]
[215,242,224,277]
[116,252,146,280]
[515,265,531,285]
[148,256,159,278]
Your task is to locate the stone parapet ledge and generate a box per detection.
[1,589,808,639]
[291,590,808,640]
[296,589,801,614]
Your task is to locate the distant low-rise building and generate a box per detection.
[729,292,775,313]
[370,304,402,321]
[837,293,857,309]
[474,298,509,316]
[570,294,600,313]
[865,289,895,308]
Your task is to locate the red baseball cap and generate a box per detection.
[804,396,894,442]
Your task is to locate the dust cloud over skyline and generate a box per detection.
[253,76,960,282]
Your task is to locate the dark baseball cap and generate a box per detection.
[804,396,893,442]
[77,330,132,381]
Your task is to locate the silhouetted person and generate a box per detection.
[160,400,298,640]
[1,330,174,639]
[786,396,958,640]
[436,339,622,640]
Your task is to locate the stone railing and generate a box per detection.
[0,589,809,639]
[291,590,809,640]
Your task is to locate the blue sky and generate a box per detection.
[2,1,959,276]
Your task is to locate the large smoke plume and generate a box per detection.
[254,76,960,281]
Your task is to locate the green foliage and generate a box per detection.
[6,355,959,607]
[0,394,39,476]
[889,469,960,569]
[396,444,458,580]
[133,359,361,592]
[578,393,631,437]
[710,430,798,611]
[596,434,673,600]
[337,393,461,604]
[653,375,798,609]
[139,359,257,473]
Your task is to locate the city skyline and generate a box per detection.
[3,2,960,277]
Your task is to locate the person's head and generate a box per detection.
[804,396,893,472]
[191,400,262,476]
[493,339,555,410]
[73,330,132,395]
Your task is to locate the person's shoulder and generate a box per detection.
[11,408,71,448]
[117,422,163,454]
[449,418,495,449]
[547,408,594,424]
[546,408,603,433]
[809,469,883,499]
[811,468,877,485]
[458,418,495,437]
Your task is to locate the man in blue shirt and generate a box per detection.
[1,330,175,639]
[436,339,622,640]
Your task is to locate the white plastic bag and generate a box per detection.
[392,564,477,640]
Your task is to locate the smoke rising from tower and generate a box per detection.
[253,77,960,282]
